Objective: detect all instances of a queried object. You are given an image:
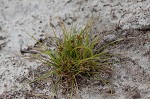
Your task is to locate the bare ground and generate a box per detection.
[0,0,150,99]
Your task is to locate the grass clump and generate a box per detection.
[30,21,114,97]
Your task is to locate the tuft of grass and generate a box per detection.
[30,20,115,98]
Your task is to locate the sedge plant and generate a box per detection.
[29,20,115,98]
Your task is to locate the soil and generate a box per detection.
[0,0,150,99]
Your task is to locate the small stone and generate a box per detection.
[103,34,116,42]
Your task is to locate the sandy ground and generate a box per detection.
[0,0,150,99]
